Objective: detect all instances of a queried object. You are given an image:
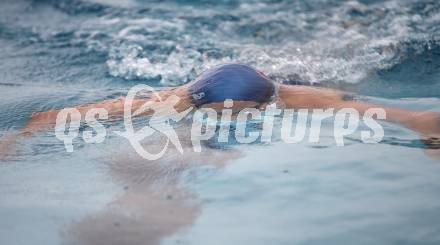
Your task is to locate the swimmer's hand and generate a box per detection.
[405,112,440,160]
[405,112,440,136]
[0,110,60,160]
[0,109,63,160]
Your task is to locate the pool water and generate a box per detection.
[0,0,440,244]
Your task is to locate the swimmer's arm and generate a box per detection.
[21,97,151,135]
[1,90,190,158]
[21,87,192,135]
[1,99,137,159]
[278,84,439,136]
[336,100,439,136]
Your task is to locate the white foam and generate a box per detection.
[84,0,440,85]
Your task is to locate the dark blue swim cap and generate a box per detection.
[188,64,274,107]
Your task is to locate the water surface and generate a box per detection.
[1,0,440,244]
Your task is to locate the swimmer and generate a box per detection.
[22,63,440,140]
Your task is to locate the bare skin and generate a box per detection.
[278,85,440,137]
[17,84,440,138]
[1,82,439,244]
[277,85,440,159]
[0,83,439,159]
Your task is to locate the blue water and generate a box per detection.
[0,0,440,244]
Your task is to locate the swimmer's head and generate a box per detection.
[188,64,275,109]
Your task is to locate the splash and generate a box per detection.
[96,1,440,85]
